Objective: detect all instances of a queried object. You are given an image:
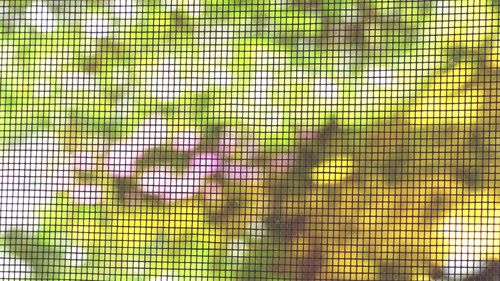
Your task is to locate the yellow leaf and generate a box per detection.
[320,244,378,281]
[408,63,485,127]
[409,89,484,127]
[101,202,205,249]
[428,63,477,92]
[434,0,499,49]
[311,155,355,186]
[486,40,500,69]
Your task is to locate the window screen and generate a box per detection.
[0,0,499,280]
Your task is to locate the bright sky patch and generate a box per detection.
[0,134,72,232]
[65,246,87,266]
[149,59,183,101]
[0,44,15,72]
[25,1,57,33]
[111,0,138,20]
[314,77,338,100]
[365,66,397,86]
[32,78,52,98]
[59,72,100,93]
[82,13,110,38]
[0,250,31,280]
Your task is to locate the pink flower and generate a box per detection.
[69,184,102,205]
[188,152,221,177]
[138,151,224,202]
[138,166,202,202]
[218,134,239,156]
[105,143,141,178]
[222,163,261,182]
[104,115,168,178]
[267,152,296,180]
[271,152,296,173]
[71,150,101,172]
[128,116,168,148]
[217,129,259,157]
[171,130,202,152]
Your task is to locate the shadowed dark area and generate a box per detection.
[463,263,500,281]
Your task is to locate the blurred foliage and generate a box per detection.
[0,0,499,280]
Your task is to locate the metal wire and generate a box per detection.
[0,0,499,280]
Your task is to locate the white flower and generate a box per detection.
[170,130,202,152]
[254,49,286,70]
[184,0,202,16]
[442,253,487,280]
[25,1,57,33]
[179,0,202,16]
[138,166,202,202]
[71,150,100,172]
[260,104,285,128]
[207,66,232,87]
[435,1,455,20]
[353,66,405,104]
[111,69,129,87]
[105,116,168,177]
[196,24,233,65]
[188,65,232,91]
[68,184,102,205]
[129,116,169,148]
[246,221,267,239]
[37,50,72,73]
[139,152,220,201]
[0,249,31,280]
[227,239,247,259]
[105,142,142,178]
[0,133,72,232]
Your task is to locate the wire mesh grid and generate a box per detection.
[0,0,499,280]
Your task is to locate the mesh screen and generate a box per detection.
[0,0,499,280]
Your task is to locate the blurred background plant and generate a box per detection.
[0,0,499,280]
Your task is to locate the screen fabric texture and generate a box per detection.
[0,1,499,281]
